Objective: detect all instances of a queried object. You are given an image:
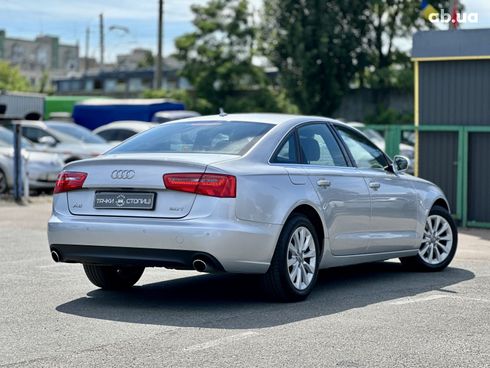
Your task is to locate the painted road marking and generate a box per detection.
[390,294,490,305]
[183,331,260,352]
[390,294,448,305]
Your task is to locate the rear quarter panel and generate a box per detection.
[210,161,322,226]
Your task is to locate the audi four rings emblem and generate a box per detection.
[111,170,135,179]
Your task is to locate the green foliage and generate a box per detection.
[365,107,413,125]
[175,0,274,112]
[359,0,450,90]
[172,0,299,114]
[137,51,155,68]
[0,61,31,92]
[261,0,370,116]
[142,87,298,115]
[172,0,438,121]
[262,0,452,119]
[38,70,51,94]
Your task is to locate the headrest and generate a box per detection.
[300,137,320,162]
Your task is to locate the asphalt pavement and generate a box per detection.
[0,200,489,367]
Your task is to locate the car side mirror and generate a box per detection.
[393,155,410,173]
[38,136,57,146]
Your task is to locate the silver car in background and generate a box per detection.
[0,127,64,193]
[93,121,157,143]
[48,114,457,301]
[3,121,112,163]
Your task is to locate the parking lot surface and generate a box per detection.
[1,201,489,367]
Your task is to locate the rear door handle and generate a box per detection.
[317,179,331,188]
[369,182,381,190]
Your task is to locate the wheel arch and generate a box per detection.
[285,203,326,258]
[432,197,450,213]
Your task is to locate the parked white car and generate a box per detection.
[0,127,64,193]
[4,121,112,163]
[93,121,157,143]
[152,110,201,123]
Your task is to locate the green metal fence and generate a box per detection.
[366,124,490,228]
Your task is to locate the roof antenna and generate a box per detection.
[219,107,227,117]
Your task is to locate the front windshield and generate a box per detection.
[47,122,106,144]
[108,121,273,156]
[0,127,33,148]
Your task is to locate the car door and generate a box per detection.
[296,123,372,256]
[334,124,418,252]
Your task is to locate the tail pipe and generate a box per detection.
[51,250,60,263]
[192,258,216,273]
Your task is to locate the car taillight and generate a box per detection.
[163,173,236,198]
[54,171,88,194]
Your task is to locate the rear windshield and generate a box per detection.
[107,121,273,155]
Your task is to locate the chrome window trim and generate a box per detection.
[268,121,353,168]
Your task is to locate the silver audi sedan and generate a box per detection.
[48,114,457,302]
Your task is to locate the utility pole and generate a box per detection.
[99,13,104,69]
[155,0,164,89]
[84,27,90,73]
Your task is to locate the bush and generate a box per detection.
[365,107,413,125]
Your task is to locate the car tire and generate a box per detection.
[83,264,145,290]
[400,206,457,272]
[0,168,7,194]
[262,214,320,302]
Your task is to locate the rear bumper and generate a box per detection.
[48,212,281,273]
[50,244,225,270]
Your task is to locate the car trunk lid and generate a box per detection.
[65,153,237,218]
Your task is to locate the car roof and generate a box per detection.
[45,121,78,127]
[153,110,200,118]
[173,113,339,126]
[95,121,157,131]
[17,120,49,128]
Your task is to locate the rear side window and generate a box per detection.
[298,124,347,166]
[272,133,299,164]
[23,127,56,143]
[108,121,273,156]
[98,129,135,142]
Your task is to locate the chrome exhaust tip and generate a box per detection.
[192,259,207,272]
[51,250,60,263]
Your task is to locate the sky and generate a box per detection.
[0,0,489,62]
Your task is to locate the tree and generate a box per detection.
[138,51,154,68]
[262,0,370,116]
[357,1,454,123]
[361,0,452,90]
[174,0,295,112]
[0,61,31,92]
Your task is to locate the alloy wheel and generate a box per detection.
[287,226,316,290]
[419,215,453,265]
